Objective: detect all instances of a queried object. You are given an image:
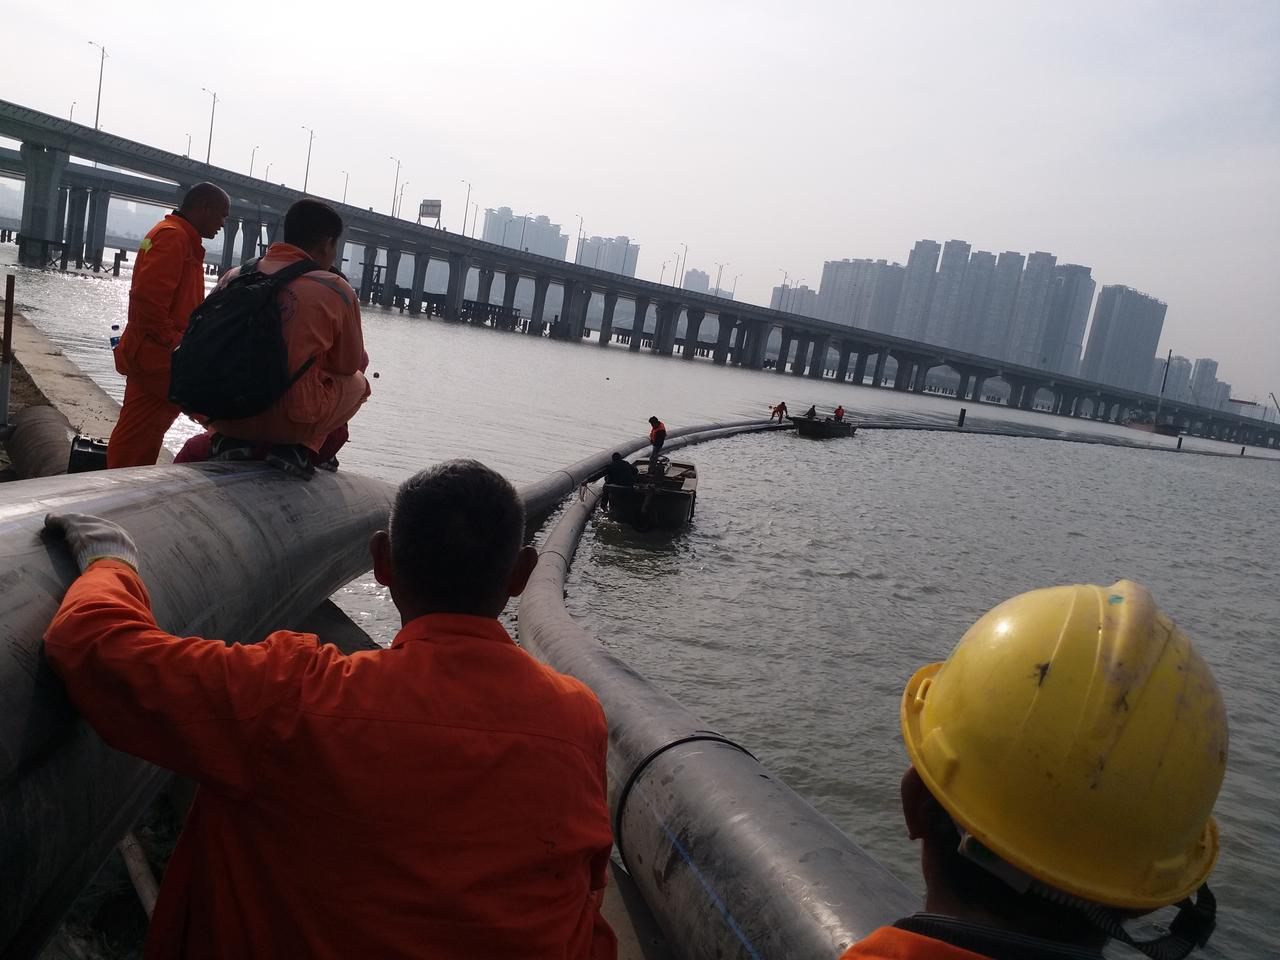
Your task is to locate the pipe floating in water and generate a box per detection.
[520,466,916,958]
[0,463,394,959]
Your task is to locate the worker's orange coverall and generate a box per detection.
[45,560,617,960]
[108,213,206,467]
[839,927,994,959]
[206,242,369,453]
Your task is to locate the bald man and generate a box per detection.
[108,182,230,468]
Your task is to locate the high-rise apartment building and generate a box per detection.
[1008,252,1059,367]
[1189,358,1219,406]
[577,235,639,276]
[949,250,996,353]
[481,207,569,259]
[1039,264,1095,376]
[1164,355,1193,403]
[683,268,710,294]
[866,262,906,334]
[815,258,898,327]
[891,240,941,339]
[770,283,819,317]
[974,251,1025,358]
[1080,285,1167,391]
[922,240,971,345]
[1213,382,1232,410]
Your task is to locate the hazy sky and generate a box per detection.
[5,1,1278,396]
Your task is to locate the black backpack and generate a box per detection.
[169,258,320,421]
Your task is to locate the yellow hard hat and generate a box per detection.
[901,580,1227,911]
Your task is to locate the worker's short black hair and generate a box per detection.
[389,459,525,615]
[649,416,660,425]
[180,182,228,212]
[283,199,344,251]
[611,452,623,460]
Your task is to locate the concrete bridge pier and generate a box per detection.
[775,329,794,375]
[529,275,550,334]
[629,296,649,351]
[554,280,579,339]
[891,353,914,391]
[955,370,972,401]
[598,291,618,346]
[17,143,69,266]
[654,302,679,355]
[476,267,496,313]
[834,343,851,383]
[380,249,402,307]
[912,361,934,393]
[712,314,735,364]
[574,287,593,339]
[791,336,812,376]
[871,350,889,388]
[83,187,111,270]
[358,244,378,305]
[682,308,705,359]
[219,219,239,274]
[64,187,89,265]
[851,350,869,386]
[408,249,431,314]
[807,335,831,379]
[444,253,469,320]
[502,270,520,319]
[240,220,260,262]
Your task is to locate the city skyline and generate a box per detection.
[2,2,1275,395]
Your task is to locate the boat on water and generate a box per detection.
[1123,419,1180,437]
[603,458,697,530]
[790,416,857,439]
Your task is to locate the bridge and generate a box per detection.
[1,98,1275,449]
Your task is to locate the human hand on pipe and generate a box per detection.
[44,513,140,573]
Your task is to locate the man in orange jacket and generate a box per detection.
[839,583,1225,960]
[108,183,229,467]
[204,198,369,478]
[43,460,617,960]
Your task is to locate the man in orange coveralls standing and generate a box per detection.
[108,182,229,467]
[42,459,617,960]
[839,582,1224,960]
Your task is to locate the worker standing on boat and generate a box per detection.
[833,405,845,421]
[107,183,230,468]
[42,459,617,960]
[648,415,667,470]
[770,401,788,422]
[840,581,1225,960]
[803,404,817,419]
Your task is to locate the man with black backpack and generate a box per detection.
[170,199,369,479]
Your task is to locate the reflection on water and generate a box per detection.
[3,247,1277,956]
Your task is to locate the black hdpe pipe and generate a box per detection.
[520,430,919,959]
[0,416,784,957]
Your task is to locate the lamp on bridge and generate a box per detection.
[302,126,317,192]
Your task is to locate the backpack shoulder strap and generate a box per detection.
[269,258,322,286]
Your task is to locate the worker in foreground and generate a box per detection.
[842,580,1225,960]
[107,182,230,467]
[42,460,617,960]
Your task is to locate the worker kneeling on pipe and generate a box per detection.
[42,460,617,960]
[842,581,1226,960]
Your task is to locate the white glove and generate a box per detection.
[44,513,140,573]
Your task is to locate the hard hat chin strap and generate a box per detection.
[956,829,1216,959]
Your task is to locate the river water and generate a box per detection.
[3,248,1277,957]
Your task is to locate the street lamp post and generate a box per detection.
[459,180,472,235]
[249,145,259,178]
[730,273,740,300]
[301,126,316,192]
[201,87,218,163]
[714,261,728,297]
[788,278,806,312]
[677,242,688,287]
[619,237,632,276]
[778,268,789,309]
[184,133,192,158]
[659,259,670,285]
[69,101,77,122]
[574,214,584,264]
[264,161,273,182]
[396,182,409,219]
[469,201,478,238]
[518,213,532,250]
[88,41,107,130]
[340,170,349,204]
[388,156,402,216]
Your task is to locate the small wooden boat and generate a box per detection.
[1123,420,1180,437]
[603,459,698,531]
[790,416,856,439]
